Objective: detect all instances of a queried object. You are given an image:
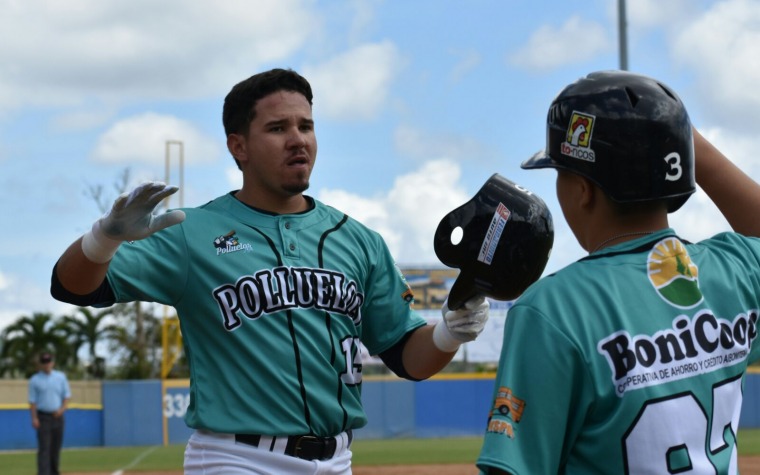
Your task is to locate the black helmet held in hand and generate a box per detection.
[522,70,695,212]
[434,174,554,309]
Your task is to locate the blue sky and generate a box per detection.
[1,0,759,333]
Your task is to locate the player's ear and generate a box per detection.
[227,133,248,164]
[558,170,593,210]
[577,175,596,210]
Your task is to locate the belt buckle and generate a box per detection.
[294,435,322,460]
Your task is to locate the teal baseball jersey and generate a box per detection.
[477,228,760,474]
[106,193,426,436]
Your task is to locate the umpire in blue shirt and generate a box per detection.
[28,352,71,475]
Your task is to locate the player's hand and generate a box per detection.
[432,295,490,352]
[82,182,186,263]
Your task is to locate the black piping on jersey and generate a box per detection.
[317,214,350,368]
[317,213,352,432]
[242,224,315,433]
[242,214,354,435]
[317,214,349,268]
[578,234,688,263]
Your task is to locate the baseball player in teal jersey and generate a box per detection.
[51,68,489,474]
[478,70,760,474]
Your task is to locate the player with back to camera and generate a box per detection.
[50,68,490,475]
[477,70,760,474]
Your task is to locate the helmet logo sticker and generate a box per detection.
[562,111,596,162]
[477,202,511,265]
[647,237,703,308]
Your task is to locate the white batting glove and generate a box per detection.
[81,182,186,263]
[432,296,490,352]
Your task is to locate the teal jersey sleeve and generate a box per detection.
[105,194,424,436]
[106,219,189,305]
[478,229,760,474]
[477,306,594,474]
[358,237,427,355]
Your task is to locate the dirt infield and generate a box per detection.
[69,456,760,474]
[356,459,760,474]
[354,464,475,474]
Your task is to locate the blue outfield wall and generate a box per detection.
[413,378,494,438]
[102,380,164,446]
[3,374,760,450]
[0,409,102,450]
[741,374,760,429]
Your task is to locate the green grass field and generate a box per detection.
[2,431,759,474]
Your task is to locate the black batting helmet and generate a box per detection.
[522,70,695,212]
[434,174,554,309]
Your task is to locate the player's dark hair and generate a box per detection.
[223,68,313,137]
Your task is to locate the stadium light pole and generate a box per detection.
[161,139,186,445]
[164,140,184,208]
[618,0,629,70]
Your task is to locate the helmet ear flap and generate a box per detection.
[434,174,554,309]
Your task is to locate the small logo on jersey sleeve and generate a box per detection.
[486,386,526,439]
[213,230,252,255]
[394,263,415,304]
[402,288,414,303]
[647,237,702,308]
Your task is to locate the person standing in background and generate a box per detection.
[29,352,71,475]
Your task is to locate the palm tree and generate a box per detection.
[60,307,117,378]
[0,312,67,378]
[108,304,164,379]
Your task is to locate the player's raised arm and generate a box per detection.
[401,295,490,379]
[693,127,760,237]
[53,181,186,296]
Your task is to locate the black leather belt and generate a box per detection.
[235,430,353,461]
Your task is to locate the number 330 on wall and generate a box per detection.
[163,392,191,419]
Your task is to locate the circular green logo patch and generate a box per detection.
[647,238,703,308]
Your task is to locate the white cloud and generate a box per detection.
[670,189,729,242]
[319,189,391,237]
[698,126,760,176]
[52,107,119,132]
[225,166,244,191]
[394,125,493,165]
[669,125,758,241]
[0,271,76,333]
[510,15,611,71]
[318,159,470,265]
[303,41,403,120]
[0,0,319,110]
[346,0,381,44]
[543,221,585,275]
[673,0,760,130]
[626,0,697,29]
[91,112,222,165]
[0,271,11,291]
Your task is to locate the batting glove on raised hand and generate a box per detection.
[81,182,186,263]
[432,295,490,352]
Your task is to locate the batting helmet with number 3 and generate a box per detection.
[522,70,696,212]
